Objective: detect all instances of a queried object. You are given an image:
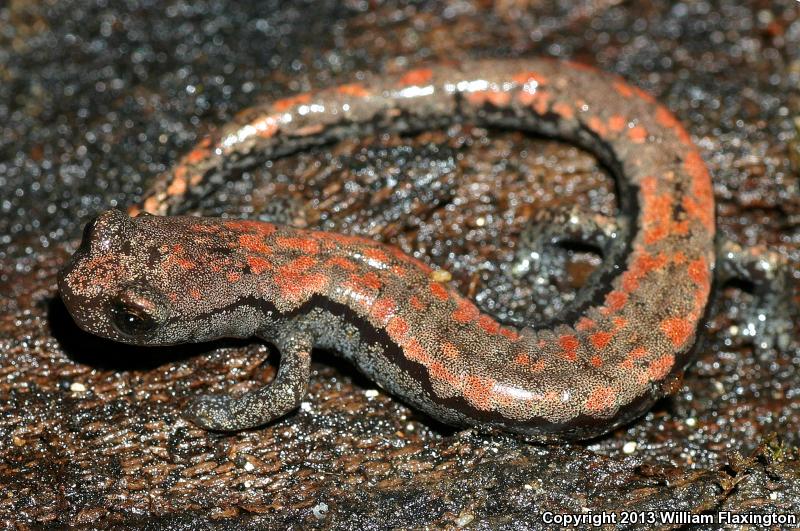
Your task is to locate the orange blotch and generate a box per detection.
[429,282,449,301]
[239,234,271,254]
[627,125,648,143]
[589,331,613,350]
[336,83,370,98]
[608,114,627,133]
[273,93,312,112]
[399,68,433,86]
[226,271,241,283]
[656,104,694,145]
[575,317,596,331]
[354,272,383,291]
[518,89,550,114]
[585,386,617,412]
[559,334,579,362]
[275,237,320,254]
[564,61,598,74]
[403,337,427,363]
[655,105,679,129]
[249,115,281,139]
[477,314,501,335]
[467,90,512,107]
[276,271,327,300]
[514,352,529,366]
[142,196,160,215]
[166,170,188,196]
[613,80,634,98]
[370,297,396,325]
[185,147,209,164]
[587,116,608,137]
[604,291,628,312]
[386,317,409,342]
[191,223,220,234]
[512,71,549,85]
[632,86,656,104]
[426,360,452,385]
[390,265,408,277]
[390,247,433,273]
[590,355,603,368]
[283,255,317,274]
[682,151,715,232]
[622,251,669,292]
[452,298,479,324]
[326,256,358,271]
[660,317,694,347]
[498,328,520,341]
[164,244,195,271]
[246,256,272,274]
[226,219,277,236]
[442,342,460,360]
[463,375,495,410]
[409,295,426,311]
[688,257,709,286]
[640,175,673,245]
[363,247,390,263]
[552,102,574,119]
[647,353,675,381]
[189,288,201,300]
[620,346,649,369]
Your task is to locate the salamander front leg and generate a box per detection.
[716,239,795,351]
[185,333,313,431]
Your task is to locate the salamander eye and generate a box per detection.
[109,289,163,336]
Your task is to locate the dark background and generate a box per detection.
[1,0,798,528]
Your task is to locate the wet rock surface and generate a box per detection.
[1,0,799,528]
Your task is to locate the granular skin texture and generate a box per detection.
[59,59,715,441]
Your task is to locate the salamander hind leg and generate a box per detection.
[185,333,313,431]
[716,239,796,351]
[511,206,621,279]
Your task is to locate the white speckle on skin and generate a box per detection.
[622,441,637,454]
[70,382,87,392]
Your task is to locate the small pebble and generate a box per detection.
[430,269,452,282]
[312,502,329,519]
[456,513,474,527]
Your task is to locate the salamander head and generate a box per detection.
[58,209,253,345]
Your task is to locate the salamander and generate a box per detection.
[59,58,777,441]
